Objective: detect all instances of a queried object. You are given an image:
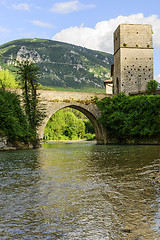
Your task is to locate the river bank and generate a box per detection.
[0,136,34,151]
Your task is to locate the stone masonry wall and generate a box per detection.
[113,24,153,95]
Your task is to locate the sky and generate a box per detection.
[0,0,160,82]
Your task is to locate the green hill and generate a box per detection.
[0,38,113,92]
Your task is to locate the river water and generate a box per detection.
[0,142,160,240]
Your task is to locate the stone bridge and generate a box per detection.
[37,90,110,144]
[11,89,111,144]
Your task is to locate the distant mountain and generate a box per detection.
[0,38,114,92]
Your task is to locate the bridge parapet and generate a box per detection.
[37,90,110,102]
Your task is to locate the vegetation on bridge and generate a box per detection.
[96,93,160,142]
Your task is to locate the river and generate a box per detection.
[0,142,160,239]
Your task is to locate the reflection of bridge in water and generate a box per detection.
[37,90,111,144]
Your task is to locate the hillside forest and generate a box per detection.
[0,38,114,93]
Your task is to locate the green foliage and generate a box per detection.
[0,89,32,142]
[85,133,96,141]
[44,108,94,141]
[96,93,160,139]
[0,68,18,89]
[146,80,158,94]
[15,60,45,143]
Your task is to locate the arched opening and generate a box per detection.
[38,103,106,144]
[43,107,95,141]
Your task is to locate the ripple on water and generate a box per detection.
[0,143,160,239]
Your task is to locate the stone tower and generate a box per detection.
[113,24,153,95]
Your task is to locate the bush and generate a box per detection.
[0,89,32,142]
[96,93,160,140]
[85,133,95,141]
[146,80,158,94]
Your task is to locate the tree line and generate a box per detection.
[96,92,160,143]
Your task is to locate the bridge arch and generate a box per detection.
[38,101,107,144]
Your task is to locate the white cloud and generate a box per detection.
[0,25,9,32]
[31,20,53,28]
[155,74,160,83]
[12,3,30,10]
[51,0,95,14]
[52,13,160,53]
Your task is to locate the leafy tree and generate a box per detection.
[146,80,158,94]
[96,93,160,140]
[15,59,45,144]
[44,108,91,141]
[0,89,31,142]
[0,69,18,89]
[44,110,66,140]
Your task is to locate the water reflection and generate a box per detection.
[0,143,159,239]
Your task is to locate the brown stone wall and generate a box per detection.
[113,24,153,95]
[119,24,153,49]
[121,48,153,94]
[37,90,108,101]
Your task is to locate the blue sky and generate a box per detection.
[0,0,160,81]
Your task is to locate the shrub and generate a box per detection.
[96,93,160,140]
[0,89,32,142]
[146,80,158,94]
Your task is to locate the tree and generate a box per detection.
[146,80,158,94]
[44,109,87,140]
[96,93,160,140]
[0,69,18,89]
[15,59,45,144]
